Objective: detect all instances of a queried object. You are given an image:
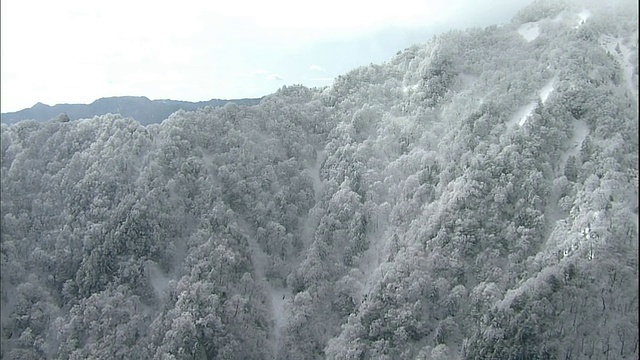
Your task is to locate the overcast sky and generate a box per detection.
[1,0,534,113]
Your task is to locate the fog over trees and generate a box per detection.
[1,0,638,359]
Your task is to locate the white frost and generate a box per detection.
[518,22,540,42]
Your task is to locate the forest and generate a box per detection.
[1,0,638,359]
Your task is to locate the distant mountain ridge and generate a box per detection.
[0,96,263,125]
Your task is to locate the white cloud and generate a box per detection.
[268,74,284,81]
[0,0,535,112]
[127,72,185,85]
[310,77,334,82]
[309,64,326,73]
[250,69,283,81]
[253,69,270,76]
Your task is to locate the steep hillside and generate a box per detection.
[1,1,638,359]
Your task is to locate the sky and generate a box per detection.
[1,0,534,113]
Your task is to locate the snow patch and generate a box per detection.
[570,121,590,152]
[544,120,590,243]
[557,120,590,176]
[147,262,172,298]
[509,102,537,127]
[300,149,326,248]
[539,79,555,104]
[575,9,591,28]
[507,79,555,127]
[310,150,326,200]
[577,9,591,22]
[518,22,540,42]
[354,219,388,301]
[456,73,479,89]
[243,149,326,359]
[552,12,564,22]
[599,34,638,98]
[402,84,419,94]
[600,35,620,53]
[269,286,292,357]
[244,219,290,358]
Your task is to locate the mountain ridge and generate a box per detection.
[0,95,263,125]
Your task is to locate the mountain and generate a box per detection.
[0,96,263,125]
[0,0,638,359]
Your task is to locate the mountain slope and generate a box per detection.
[1,0,637,359]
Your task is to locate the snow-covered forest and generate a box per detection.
[1,0,638,359]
